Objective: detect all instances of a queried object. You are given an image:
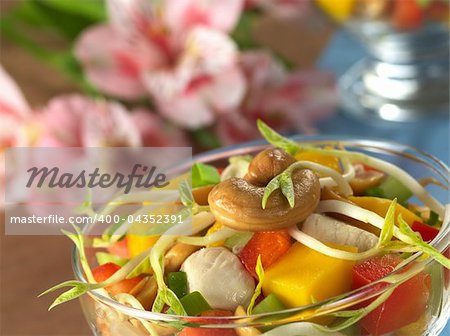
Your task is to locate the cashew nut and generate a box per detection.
[134,276,157,310]
[164,242,201,273]
[192,185,215,205]
[208,168,320,231]
[235,306,262,336]
[244,148,296,186]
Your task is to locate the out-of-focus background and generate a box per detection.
[1,0,448,335]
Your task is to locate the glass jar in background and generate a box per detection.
[316,0,449,122]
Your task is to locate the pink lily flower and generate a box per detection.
[75,0,246,130]
[0,68,189,208]
[0,66,32,149]
[216,51,337,145]
[36,94,188,148]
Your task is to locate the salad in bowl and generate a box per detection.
[43,121,450,336]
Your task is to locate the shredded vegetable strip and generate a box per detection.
[309,148,445,217]
[316,200,406,240]
[177,227,238,246]
[320,157,355,189]
[288,226,417,261]
[110,193,180,240]
[115,293,161,336]
[292,161,353,196]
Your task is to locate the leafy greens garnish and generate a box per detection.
[247,255,265,315]
[40,226,154,310]
[96,252,128,267]
[191,162,221,188]
[377,198,397,247]
[179,179,194,207]
[257,120,300,155]
[398,215,450,269]
[150,235,187,315]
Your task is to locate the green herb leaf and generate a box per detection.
[262,176,280,209]
[279,172,295,208]
[62,225,94,282]
[377,198,397,247]
[179,179,194,207]
[38,280,88,297]
[73,190,95,217]
[48,284,89,311]
[152,291,165,313]
[256,119,299,155]
[398,215,450,269]
[247,255,265,315]
[126,256,151,279]
[159,288,187,316]
[96,252,128,267]
[191,163,221,188]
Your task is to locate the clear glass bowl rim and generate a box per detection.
[72,135,450,326]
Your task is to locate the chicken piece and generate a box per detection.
[302,214,378,252]
[181,247,255,310]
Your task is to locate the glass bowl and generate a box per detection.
[73,136,450,336]
[315,0,449,122]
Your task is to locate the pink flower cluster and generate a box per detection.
[0,65,186,207]
[76,0,246,129]
[75,0,336,138]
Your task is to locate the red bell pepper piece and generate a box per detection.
[239,230,292,279]
[411,221,440,241]
[392,0,424,30]
[352,254,431,335]
[92,262,143,294]
[107,237,130,259]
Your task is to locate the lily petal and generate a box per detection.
[0,65,31,117]
[82,99,142,147]
[132,108,190,147]
[200,66,246,113]
[156,93,215,130]
[181,26,238,76]
[107,0,161,36]
[75,24,165,100]
[164,0,243,33]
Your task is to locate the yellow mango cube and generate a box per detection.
[315,0,356,23]
[295,151,341,173]
[349,196,421,226]
[262,242,356,308]
[127,234,160,258]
